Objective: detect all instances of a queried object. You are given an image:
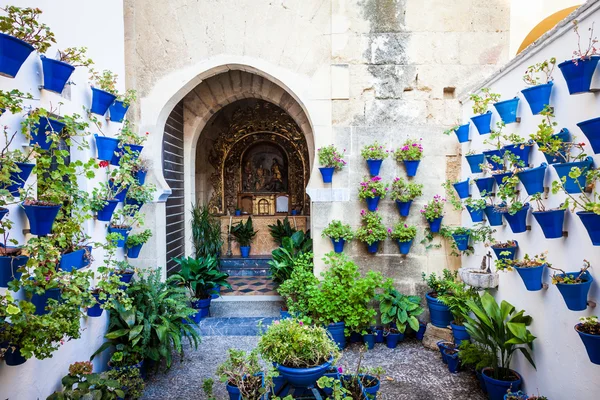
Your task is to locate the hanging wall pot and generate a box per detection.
[493,98,519,124]
[521,81,553,115]
[558,56,600,95]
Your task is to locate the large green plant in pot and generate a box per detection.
[377,286,423,333]
[191,204,223,258]
[170,255,231,299]
[231,217,257,257]
[268,230,312,283]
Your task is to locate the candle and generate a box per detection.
[229,216,232,234]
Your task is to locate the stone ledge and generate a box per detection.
[422,323,453,351]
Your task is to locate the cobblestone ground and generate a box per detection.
[142,336,486,400]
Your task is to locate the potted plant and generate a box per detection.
[191,204,223,259]
[337,347,383,399]
[111,121,146,165]
[389,177,423,217]
[41,47,94,94]
[394,138,423,177]
[493,96,520,125]
[558,20,600,94]
[495,176,530,234]
[322,220,353,253]
[24,108,66,151]
[124,181,155,216]
[0,219,27,288]
[491,240,518,261]
[358,176,388,211]
[108,207,142,248]
[464,197,486,223]
[132,158,149,185]
[0,128,34,197]
[575,315,600,365]
[268,230,312,284]
[516,163,548,196]
[422,269,457,328]
[503,139,533,169]
[277,253,317,324]
[465,150,486,174]
[89,69,118,116]
[47,361,125,399]
[458,342,496,393]
[474,176,495,197]
[230,216,257,257]
[496,253,548,292]
[420,195,446,233]
[217,349,268,400]
[529,106,571,164]
[0,6,55,77]
[90,180,120,222]
[441,226,471,253]
[388,223,417,255]
[361,141,390,177]
[125,229,152,258]
[377,286,423,348]
[549,259,593,311]
[521,58,556,114]
[317,145,346,183]
[531,193,565,239]
[464,292,536,400]
[548,146,592,195]
[109,89,137,123]
[355,210,387,253]
[451,177,470,199]
[444,123,470,143]
[469,88,500,135]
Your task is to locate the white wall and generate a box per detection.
[462,3,600,399]
[0,1,125,399]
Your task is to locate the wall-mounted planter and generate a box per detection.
[96,199,119,221]
[331,238,346,253]
[40,56,75,93]
[558,56,600,95]
[4,162,34,196]
[537,128,569,164]
[554,271,593,311]
[471,111,492,135]
[81,245,93,269]
[87,293,106,318]
[367,241,380,254]
[503,143,532,167]
[366,159,383,176]
[552,157,593,193]
[108,180,129,202]
[319,167,334,183]
[459,267,499,289]
[483,149,504,171]
[108,100,129,122]
[58,248,85,272]
[453,124,470,143]
[3,345,27,366]
[475,177,494,196]
[125,198,143,216]
[396,200,412,217]
[493,171,512,186]
[134,170,147,186]
[452,233,469,251]
[575,323,600,365]
[0,208,7,220]
[493,98,519,124]
[577,211,600,245]
[365,196,380,212]
[22,202,61,236]
[521,81,553,115]
[502,204,529,234]
[466,153,485,173]
[397,239,413,255]
[95,134,120,161]
[0,253,27,288]
[466,205,484,223]
[426,292,453,328]
[453,178,470,199]
[576,116,600,154]
[515,264,546,291]
[491,241,518,260]
[484,206,503,226]
[108,225,132,248]
[31,117,66,150]
[428,216,443,233]
[90,87,117,115]
[532,209,565,239]
[516,163,547,195]
[31,287,61,315]
[0,32,34,77]
[127,243,144,258]
[111,143,144,166]
[403,160,420,177]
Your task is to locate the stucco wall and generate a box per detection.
[460,3,599,398]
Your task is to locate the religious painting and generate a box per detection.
[241,142,288,193]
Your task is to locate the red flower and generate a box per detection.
[145,131,150,135]
[98,161,109,168]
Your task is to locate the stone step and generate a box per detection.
[197,317,278,336]
[210,299,284,318]
[219,256,272,276]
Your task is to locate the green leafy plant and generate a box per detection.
[170,255,231,299]
[394,138,423,161]
[389,177,423,202]
[421,269,458,297]
[578,315,600,335]
[125,229,152,249]
[377,286,423,333]
[56,47,94,67]
[355,210,387,245]
[549,259,591,285]
[0,6,55,52]
[117,89,137,107]
[360,141,390,160]
[268,230,312,284]
[469,88,500,115]
[495,175,527,215]
[231,216,257,247]
[552,167,600,215]
[202,378,216,400]
[191,204,223,258]
[117,120,147,146]
[318,145,346,169]
[321,220,354,241]
[47,361,124,400]
[0,89,33,114]
[90,69,118,94]
[106,367,145,400]
[277,253,317,316]
[457,341,495,372]
[437,281,477,326]
[217,349,267,400]
[268,217,297,246]
[358,176,388,199]
[420,195,446,221]
[440,223,495,257]
[523,58,556,85]
[388,222,416,242]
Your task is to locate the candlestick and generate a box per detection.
[229,215,232,234]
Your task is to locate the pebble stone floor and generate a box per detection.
[142,337,486,400]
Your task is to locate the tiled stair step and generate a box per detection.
[219,256,272,276]
[196,317,278,336]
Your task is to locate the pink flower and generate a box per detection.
[368,229,373,233]
[338,367,343,373]
[371,188,377,193]
[404,224,408,228]
[388,228,392,233]
[299,321,304,326]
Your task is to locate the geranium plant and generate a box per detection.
[394,138,423,161]
[317,145,346,169]
[420,195,446,221]
[321,220,354,241]
[495,252,548,272]
[570,20,599,63]
[358,176,388,199]
[125,229,152,249]
[355,210,387,245]
[0,6,55,52]
[389,177,423,202]
[549,259,591,284]
[552,167,600,214]
[89,69,118,94]
[530,106,587,164]
[216,349,269,400]
[523,58,556,85]
[360,141,390,160]
[117,89,137,107]
[0,89,32,114]
[469,88,500,115]
[56,47,94,67]
[388,223,417,242]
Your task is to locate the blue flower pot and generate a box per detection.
[109,181,129,202]
[4,345,27,366]
[0,208,7,220]
[326,321,346,350]
[555,271,593,311]
[90,87,117,115]
[538,128,570,164]
[396,200,412,217]
[4,162,34,196]
[97,199,119,221]
[110,143,143,166]
[493,171,512,186]
[365,196,380,212]
[428,216,443,233]
[108,225,131,247]
[319,167,335,183]
[466,205,485,223]
[416,323,426,340]
[482,368,522,400]
[192,297,211,320]
[59,249,85,272]
[95,134,120,161]
[444,349,460,373]
[503,204,529,234]
[363,333,375,350]
[466,153,485,173]
[494,98,519,124]
[471,111,492,135]
[558,56,600,95]
[553,157,593,193]
[515,264,545,291]
[426,292,452,328]
[0,33,34,78]
[403,160,421,177]
[109,100,129,122]
[483,149,504,171]
[452,233,469,251]
[517,164,547,195]
[41,56,75,93]
[491,242,518,260]
[240,246,251,258]
[577,116,600,154]
[81,245,93,269]
[127,243,143,258]
[521,81,553,115]
[453,178,470,199]
[134,170,147,186]
[454,123,470,143]
[87,293,106,317]
[31,287,61,315]
[225,382,240,400]
[210,285,221,299]
[331,238,346,253]
[280,309,291,319]
[235,209,241,216]
[349,332,363,343]
[366,159,383,176]
[576,323,600,365]
[503,144,532,167]
[474,177,494,196]
[450,323,470,345]
[0,254,27,288]
[532,209,565,239]
[22,202,61,236]
[360,374,381,400]
[116,271,134,285]
[277,358,333,388]
[367,241,380,253]
[577,211,600,245]
[437,341,454,363]
[397,239,413,255]
[386,332,403,348]
[125,198,143,216]
[31,116,65,150]
[374,327,384,343]
[484,206,504,226]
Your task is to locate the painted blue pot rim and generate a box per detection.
[576,116,600,154]
[0,32,35,78]
[558,56,600,94]
[493,97,519,124]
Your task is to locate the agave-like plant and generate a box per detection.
[170,255,231,299]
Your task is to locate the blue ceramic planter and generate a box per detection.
[0,33,34,78]
[365,196,380,211]
[87,293,105,317]
[191,298,211,320]
[90,87,117,115]
[482,368,522,400]
[374,327,384,343]
[109,181,129,202]
[450,323,470,345]
[95,134,120,161]
[403,160,420,177]
[483,149,504,171]
[517,164,547,195]
[416,323,426,340]
[555,271,593,311]
[577,116,600,154]
[319,167,335,183]
[22,203,61,236]
[576,323,600,365]
[515,264,545,291]
[240,246,251,258]
[397,239,413,255]
[31,287,61,315]
[367,241,380,254]
[210,285,221,299]
[109,100,129,122]
[280,309,291,319]
[466,205,485,223]
[437,341,454,364]
[503,144,532,167]
[491,242,518,260]
[31,117,66,150]
[466,153,485,173]
[0,208,7,220]
[327,321,346,350]
[532,209,565,239]
[558,56,600,94]
[59,249,85,272]
[444,349,460,373]
[41,56,75,93]
[503,204,529,234]
[471,111,492,135]
[453,178,470,199]
[452,233,469,251]
[331,238,346,253]
[426,292,452,328]
[0,254,27,288]
[234,210,241,216]
[428,216,443,233]
[521,81,553,115]
[396,200,412,217]
[366,159,383,176]
[493,171,512,186]
[97,199,119,222]
[577,211,600,245]
[553,157,593,193]
[111,143,144,166]
[386,332,403,348]
[454,124,470,143]
[360,374,381,400]
[117,271,134,285]
[494,98,519,124]
[134,170,147,186]
[108,225,131,247]
[277,358,332,388]
[5,162,34,196]
[474,177,494,196]
[4,345,26,366]
[127,243,143,258]
[125,198,143,216]
[538,128,570,164]
[485,206,503,226]
[363,333,375,350]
